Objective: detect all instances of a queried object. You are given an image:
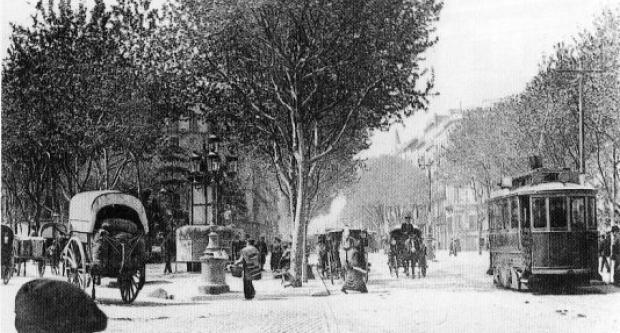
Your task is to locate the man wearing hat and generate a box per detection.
[15,279,107,333]
[611,225,620,284]
[401,213,415,236]
[270,237,283,272]
[257,236,269,271]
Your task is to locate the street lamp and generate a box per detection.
[225,154,239,177]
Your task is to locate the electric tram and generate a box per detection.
[487,165,598,290]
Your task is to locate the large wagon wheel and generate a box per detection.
[119,265,145,304]
[62,238,89,291]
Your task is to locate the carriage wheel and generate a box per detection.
[37,261,45,277]
[62,239,89,291]
[119,266,144,304]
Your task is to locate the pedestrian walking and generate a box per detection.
[234,239,262,300]
[15,279,107,333]
[341,237,368,294]
[270,237,283,271]
[257,236,269,271]
[598,230,611,281]
[231,234,242,262]
[611,225,620,284]
[162,227,174,274]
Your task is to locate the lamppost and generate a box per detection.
[418,156,434,240]
[186,132,239,294]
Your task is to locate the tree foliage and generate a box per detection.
[155,0,442,284]
[439,8,620,224]
[1,0,166,230]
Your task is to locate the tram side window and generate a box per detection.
[532,198,546,229]
[587,197,597,229]
[510,198,519,229]
[501,199,510,230]
[519,196,530,228]
[488,203,496,231]
[549,197,568,229]
[570,197,586,231]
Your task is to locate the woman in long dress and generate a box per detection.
[341,237,368,294]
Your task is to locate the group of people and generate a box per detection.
[229,234,299,299]
[598,225,620,284]
[231,234,292,273]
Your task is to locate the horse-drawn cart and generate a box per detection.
[316,228,345,284]
[61,191,148,303]
[388,225,426,278]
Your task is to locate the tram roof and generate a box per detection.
[490,181,596,199]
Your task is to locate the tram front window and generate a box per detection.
[533,198,546,229]
[570,197,586,231]
[549,197,567,229]
[587,197,597,229]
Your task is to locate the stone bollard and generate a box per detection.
[198,232,230,294]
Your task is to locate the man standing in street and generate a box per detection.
[610,225,620,284]
[234,239,261,300]
[270,237,283,272]
[598,229,611,281]
[162,226,174,274]
[257,236,269,271]
[231,234,242,262]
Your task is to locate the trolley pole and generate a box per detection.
[557,60,606,179]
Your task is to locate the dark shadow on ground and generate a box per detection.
[531,284,620,296]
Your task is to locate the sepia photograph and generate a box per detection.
[1,0,619,332]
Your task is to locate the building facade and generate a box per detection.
[397,111,487,251]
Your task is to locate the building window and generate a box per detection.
[468,215,476,230]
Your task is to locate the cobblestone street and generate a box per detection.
[2,251,618,332]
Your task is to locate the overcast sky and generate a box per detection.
[2,0,619,158]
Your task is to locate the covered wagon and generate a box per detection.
[62,191,148,303]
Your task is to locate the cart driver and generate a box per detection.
[401,213,414,236]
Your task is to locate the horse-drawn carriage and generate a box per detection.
[343,228,371,282]
[61,191,148,303]
[1,225,15,284]
[388,224,427,278]
[316,228,345,284]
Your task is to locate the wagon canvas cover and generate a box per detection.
[69,191,149,234]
